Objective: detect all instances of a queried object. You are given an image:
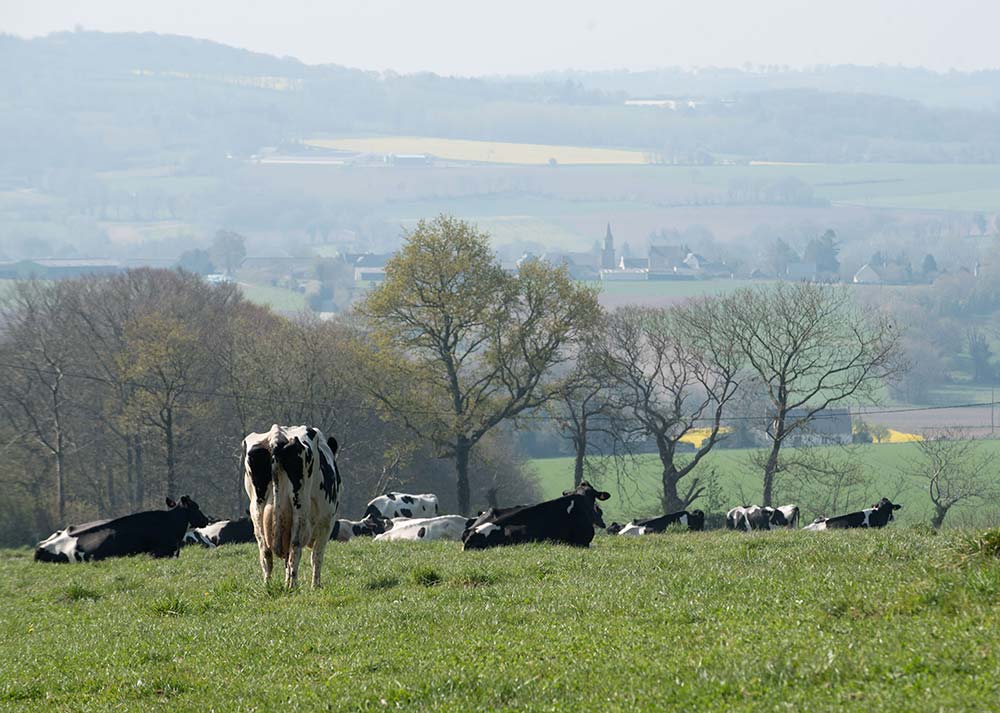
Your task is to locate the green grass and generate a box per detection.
[3,534,999,710]
[530,441,1000,527]
[237,282,309,312]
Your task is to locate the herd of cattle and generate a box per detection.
[33,424,904,588]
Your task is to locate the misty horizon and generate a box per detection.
[4,0,1000,76]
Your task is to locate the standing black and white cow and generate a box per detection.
[35,497,210,562]
[462,482,610,550]
[185,517,256,547]
[374,515,474,542]
[610,509,706,535]
[804,498,902,531]
[243,424,341,588]
[725,505,790,531]
[364,492,438,520]
[330,514,392,542]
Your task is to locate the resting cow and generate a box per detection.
[725,505,789,531]
[374,515,473,542]
[803,498,902,531]
[330,514,391,542]
[610,509,706,535]
[364,492,438,519]
[243,424,341,588]
[35,496,209,562]
[185,517,255,547]
[462,481,610,550]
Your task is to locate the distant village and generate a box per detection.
[0,222,978,295]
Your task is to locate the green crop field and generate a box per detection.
[237,282,308,312]
[3,533,999,710]
[530,441,1000,528]
[596,278,758,300]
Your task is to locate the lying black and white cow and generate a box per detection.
[364,492,438,519]
[726,505,788,531]
[803,498,902,531]
[330,514,392,542]
[374,515,474,542]
[185,517,256,547]
[608,509,706,535]
[462,482,610,550]
[35,496,210,562]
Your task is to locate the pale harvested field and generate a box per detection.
[304,136,653,165]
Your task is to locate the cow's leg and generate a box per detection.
[310,540,328,589]
[260,547,273,583]
[285,544,301,588]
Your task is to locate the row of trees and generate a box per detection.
[0,267,537,545]
[354,216,903,515]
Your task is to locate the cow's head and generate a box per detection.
[166,495,210,528]
[687,509,706,531]
[357,513,391,537]
[606,522,624,535]
[873,498,902,522]
[563,481,611,529]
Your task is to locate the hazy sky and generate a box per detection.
[4,0,997,75]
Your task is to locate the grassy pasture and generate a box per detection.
[2,533,999,710]
[530,441,1000,527]
[236,282,308,312]
[305,136,653,165]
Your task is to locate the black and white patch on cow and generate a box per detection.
[34,497,209,563]
[185,517,255,547]
[725,505,789,531]
[243,424,341,588]
[330,514,392,542]
[374,515,474,542]
[462,481,610,550]
[364,492,438,520]
[803,498,902,531]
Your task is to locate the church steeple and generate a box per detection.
[601,223,616,269]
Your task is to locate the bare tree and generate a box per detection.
[546,341,639,488]
[719,282,903,505]
[905,430,997,528]
[596,301,740,513]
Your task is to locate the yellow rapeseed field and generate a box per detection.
[304,136,652,165]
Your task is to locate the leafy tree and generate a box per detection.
[765,238,798,277]
[921,253,938,276]
[719,282,902,505]
[356,215,600,513]
[804,229,840,274]
[177,249,216,275]
[211,229,247,275]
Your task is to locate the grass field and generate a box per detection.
[530,441,1000,528]
[305,136,653,165]
[237,282,308,312]
[3,532,999,710]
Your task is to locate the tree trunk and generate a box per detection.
[134,436,144,509]
[54,435,65,525]
[455,438,472,515]
[656,436,683,513]
[762,439,781,507]
[572,433,586,487]
[931,504,948,529]
[164,407,176,497]
[762,411,787,507]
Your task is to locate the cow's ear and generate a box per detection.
[596,490,611,501]
[180,495,192,506]
[165,497,177,508]
[893,504,902,510]
[327,436,338,455]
